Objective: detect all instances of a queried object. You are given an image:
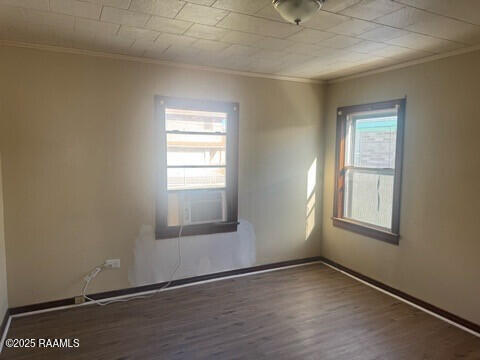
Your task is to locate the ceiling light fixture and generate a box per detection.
[272,0,326,25]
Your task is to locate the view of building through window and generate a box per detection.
[166,109,227,190]
[343,111,397,229]
[165,108,228,226]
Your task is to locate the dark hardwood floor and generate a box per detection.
[2,263,479,359]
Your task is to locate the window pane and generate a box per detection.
[344,169,394,229]
[167,133,226,166]
[166,108,227,133]
[168,190,226,226]
[168,167,226,190]
[347,112,397,168]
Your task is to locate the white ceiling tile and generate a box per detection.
[143,47,168,59]
[407,15,480,45]
[286,28,335,44]
[251,49,284,62]
[247,53,284,68]
[129,0,185,18]
[74,33,134,53]
[101,6,150,27]
[145,16,192,34]
[221,44,258,57]
[155,32,196,47]
[318,34,363,49]
[176,3,228,26]
[117,25,160,41]
[255,36,295,51]
[375,7,431,29]
[0,0,478,80]
[0,0,48,11]
[185,23,228,40]
[213,0,270,15]
[358,25,409,42]
[247,62,284,75]
[376,7,480,44]
[315,62,369,78]
[80,0,131,9]
[70,29,124,45]
[155,43,200,61]
[74,17,119,36]
[127,39,147,56]
[50,0,102,20]
[120,43,149,57]
[339,0,404,21]
[220,30,264,46]
[285,43,336,57]
[185,0,215,5]
[208,56,253,71]
[144,44,177,58]
[327,18,378,36]
[128,38,164,56]
[368,44,419,58]
[192,38,229,51]
[387,48,432,61]
[395,0,480,26]
[321,0,361,12]
[278,66,319,79]
[340,51,381,63]
[386,33,465,53]
[304,10,349,30]
[217,13,300,38]
[280,54,317,73]
[347,40,387,53]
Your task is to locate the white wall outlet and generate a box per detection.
[105,259,120,268]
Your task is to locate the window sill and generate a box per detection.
[332,217,399,245]
[156,222,238,240]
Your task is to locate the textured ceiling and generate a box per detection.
[0,0,479,80]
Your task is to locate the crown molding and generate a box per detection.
[327,44,480,84]
[2,40,479,87]
[0,40,324,85]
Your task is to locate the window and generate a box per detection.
[333,99,406,244]
[155,96,239,239]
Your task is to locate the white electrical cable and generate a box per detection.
[82,225,183,306]
[158,225,183,290]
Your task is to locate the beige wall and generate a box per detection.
[3,43,478,326]
[0,155,8,316]
[0,46,324,307]
[322,50,480,324]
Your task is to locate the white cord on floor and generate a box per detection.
[82,225,183,306]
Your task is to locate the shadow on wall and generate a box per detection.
[128,220,256,286]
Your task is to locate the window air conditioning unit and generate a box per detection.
[182,191,226,225]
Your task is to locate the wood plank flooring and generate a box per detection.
[2,263,479,359]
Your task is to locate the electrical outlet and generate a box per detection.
[105,259,120,268]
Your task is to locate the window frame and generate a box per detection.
[332,98,406,245]
[155,96,239,239]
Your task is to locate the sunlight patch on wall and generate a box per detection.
[306,158,316,240]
